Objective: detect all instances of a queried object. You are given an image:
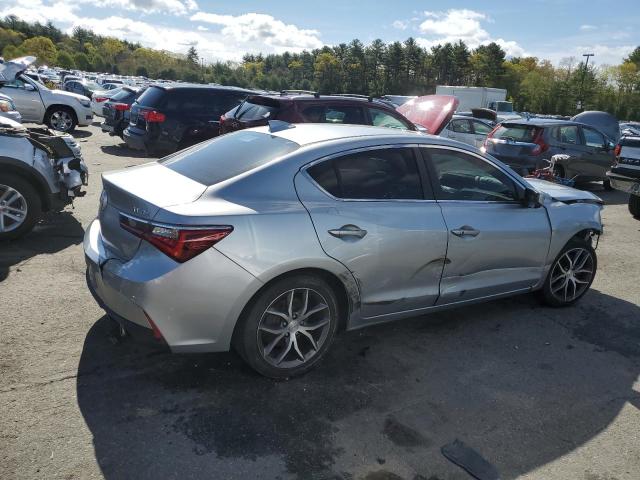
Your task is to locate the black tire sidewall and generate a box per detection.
[541,238,597,307]
[0,174,42,241]
[46,107,77,132]
[629,194,640,218]
[235,274,339,379]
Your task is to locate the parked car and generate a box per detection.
[85,121,602,378]
[440,115,494,148]
[90,87,122,117]
[123,84,253,155]
[100,83,122,91]
[607,134,640,217]
[483,118,616,187]
[63,79,102,99]
[101,86,144,139]
[0,116,88,240]
[220,91,419,135]
[0,57,92,132]
[379,95,417,107]
[0,92,21,123]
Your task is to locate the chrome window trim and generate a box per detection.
[301,143,437,203]
[418,143,530,205]
[118,211,232,231]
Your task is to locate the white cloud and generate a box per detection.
[190,12,323,52]
[196,25,209,31]
[415,9,527,57]
[392,20,408,30]
[580,24,597,31]
[75,0,198,15]
[0,0,79,24]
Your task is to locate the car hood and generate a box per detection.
[397,95,459,135]
[46,89,88,101]
[0,56,36,84]
[526,178,603,204]
[571,111,620,143]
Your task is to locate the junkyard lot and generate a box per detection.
[1,124,640,480]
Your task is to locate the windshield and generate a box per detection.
[160,130,299,186]
[496,102,513,113]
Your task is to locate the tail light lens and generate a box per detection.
[120,215,232,263]
[95,97,108,102]
[142,110,166,123]
[614,144,621,157]
[531,128,549,155]
[114,103,130,111]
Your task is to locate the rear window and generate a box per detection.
[160,131,299,185]
[136,86,167,108]
[235,101,278,121]
[109,89,135,102]
[493,124,539,142]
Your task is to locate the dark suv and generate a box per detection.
[483,119,616,184]
[219,92,417,134]
[124,84,254,156]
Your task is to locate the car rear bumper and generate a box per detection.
[83,219,262,353]
[606,171,640,195]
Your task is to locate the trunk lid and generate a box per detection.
[571,111,620,143]
[485,123,542,158]
[0,56,35,83]
[396,95,459,135]
[100,162,207,260]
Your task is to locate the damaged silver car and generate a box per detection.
[0,115,88,240]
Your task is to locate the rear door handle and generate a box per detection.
[451,227,480,238]
[328,225,367,239]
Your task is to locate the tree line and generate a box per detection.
[1,15,639,120]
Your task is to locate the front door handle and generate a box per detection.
[451,226,480,238]
[328,224,367,239]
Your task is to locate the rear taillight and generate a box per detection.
[531,128,549,155]
[119,215,232,263]
[614,144,621,157]
[114,103,130,111]
[142,110,166,123]
[95,97,108,102]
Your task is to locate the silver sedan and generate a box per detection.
[84,123,603,378]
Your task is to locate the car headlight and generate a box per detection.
[77,98,91,108]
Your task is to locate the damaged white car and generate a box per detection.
[0,109,88,240]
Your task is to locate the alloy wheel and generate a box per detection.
[257,288,332,369]
[50,110,73,131]
[549,247,595,303]
[0,184,28,233]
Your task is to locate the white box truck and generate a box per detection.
[435,85,518,121]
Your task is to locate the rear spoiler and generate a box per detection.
[471,108,497,122]
[247,95,282,109]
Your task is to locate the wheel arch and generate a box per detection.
[0,158,52,211]
[45,104,78,124]
[231,267,355,345]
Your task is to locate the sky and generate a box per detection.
[2,0,639,66]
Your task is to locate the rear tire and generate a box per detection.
[603,178,613,191]
[0,174,42,241]
[234,274,339,379]
[629,194,640,218]
[539,237,597,307]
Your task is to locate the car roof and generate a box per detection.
[150,83,254,93]
[500,119,583,127]
[250,93,394,107]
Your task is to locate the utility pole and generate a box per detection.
[578,53,594,111]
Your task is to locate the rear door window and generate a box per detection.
[451,119,473,133]
[368,108,411,130]
[324,105,366,125]
[307,148,424,200]
[160,130,299,185]
[471,120,493,135]
[555,125,581,145]
[235,100,278,121]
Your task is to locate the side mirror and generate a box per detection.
[604,141,615,151]
[522,188,541,208]
[24,83,35,91]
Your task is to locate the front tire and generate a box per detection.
[45,107,77,132]
[540,238,597,307]
[603,178,613,191]
[234,274,339,379]
[629,194,640,218]
[0,174,42,241]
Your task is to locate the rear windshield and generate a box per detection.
[160,130,299,185]
[136,86,166,108]
[235,100,278,121]
[492,124,539,142]
[109,88,135,102]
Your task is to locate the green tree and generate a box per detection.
[314,52,340,93]
[56,50,75,69]
[73,52,91,70]
[186,45,199,65]
[21,36,57,65]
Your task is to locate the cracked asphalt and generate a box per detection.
[1,123,640,480]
